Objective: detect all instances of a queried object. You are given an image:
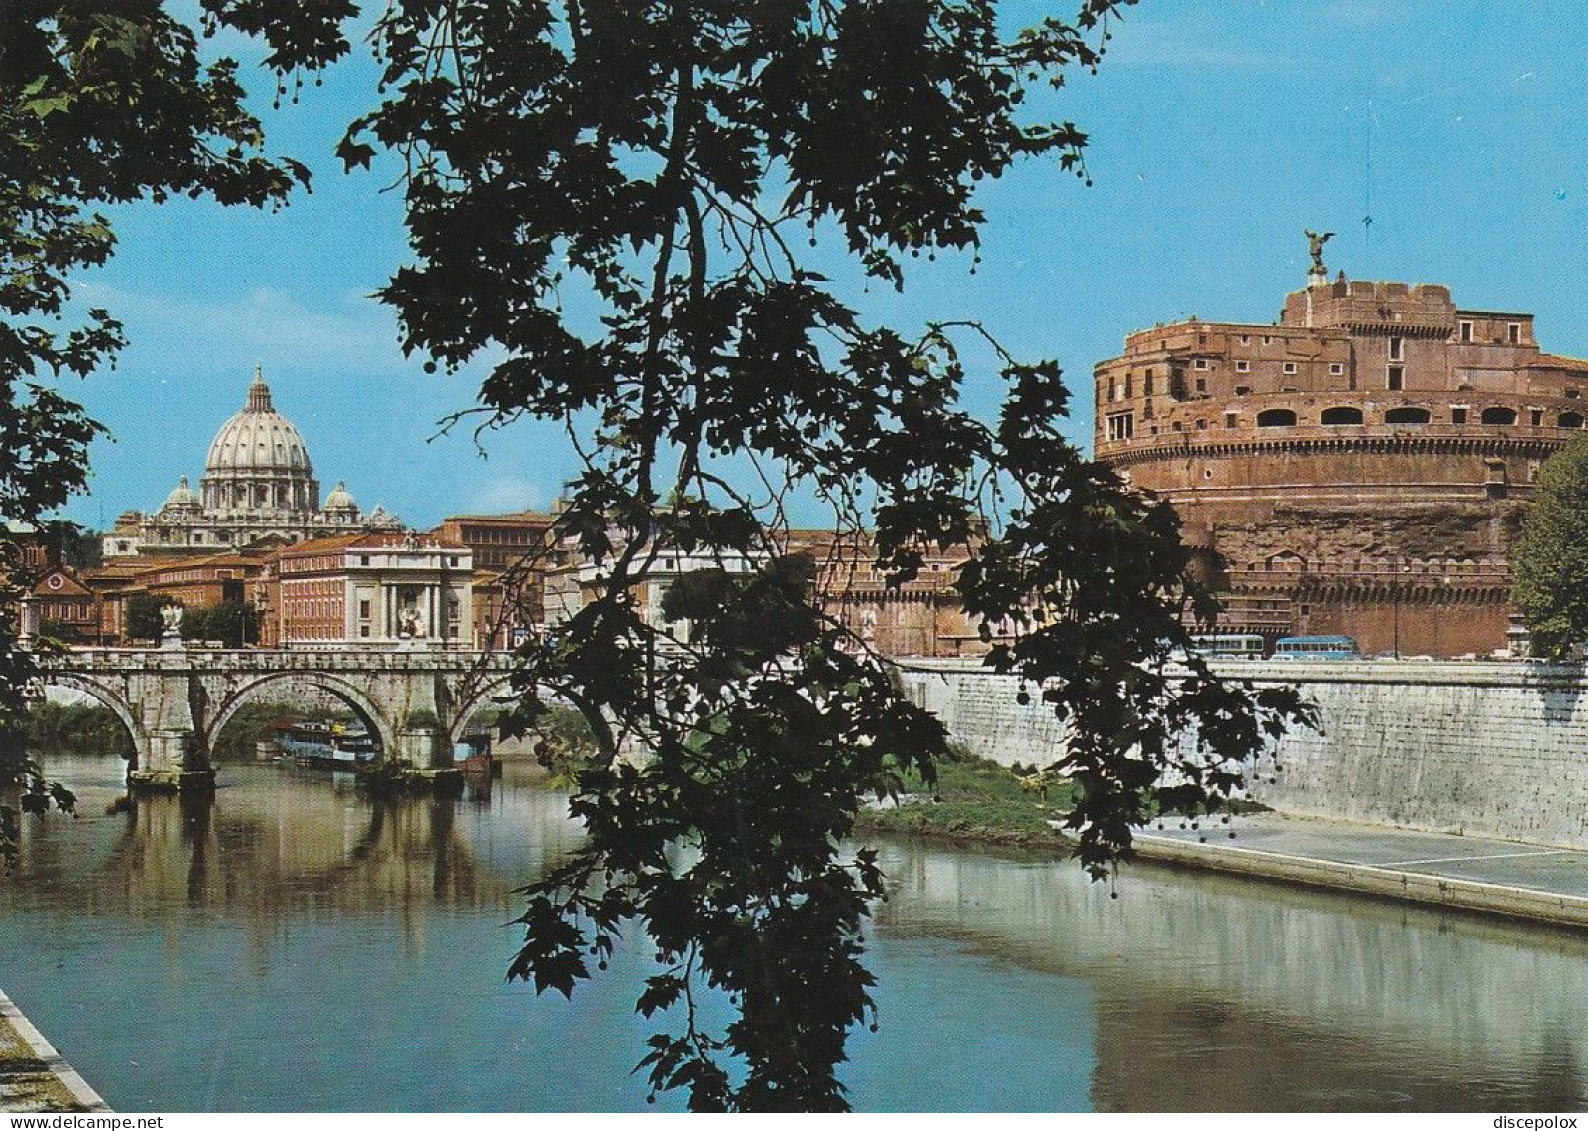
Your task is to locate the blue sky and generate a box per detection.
[55,1,1588,531]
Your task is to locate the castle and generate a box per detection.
[1093,261,1588,656]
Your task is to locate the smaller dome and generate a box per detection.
[161,476,200,512]
[324,481,358,512]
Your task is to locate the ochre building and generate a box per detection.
[1094,273,1588,657]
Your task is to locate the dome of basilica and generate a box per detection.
[102,366,402,559]
[200,368,320,516]
[205,368,314,478]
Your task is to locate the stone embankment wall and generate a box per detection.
[898,657,1588,850]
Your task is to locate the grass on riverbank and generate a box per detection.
[855,753,1075,852]
[855,751,1270,854]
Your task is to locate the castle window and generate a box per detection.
[1124,376,1133,398]
[1256,409,1297,428]
[1568,388,1581,399]
[1530,409,1544,427]
[1234,385,1251,396]
[1239,335,1250,345]
[1105,412,1134,442]
[1509,322,1522,345]
[1263,335,1273,345]
[1195,377,1207,394]
[1329,362,1344,375]
[1196,419,1208,430]
[1387,365,1404,391]
[1143,373,1153,396]
[1385,407,1430,425]
[1282,362,1298,375]
[1451,406,1468,424]
[1481,406,1517,425]
[1321,407,1363,425]
[1235,360,1250,373]
[1389,336,1404,361]
[1460,320,1474,343]
[1559,412,1585,429]
[1225,412,1239,428]
[1194,358,1210,370]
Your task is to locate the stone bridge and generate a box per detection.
[33,647,523,789]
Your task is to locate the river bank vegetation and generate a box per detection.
[24,703,133,760]
[856,751,1073,851]
[857,749,1269,856]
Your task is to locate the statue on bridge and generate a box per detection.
[160,603,184,650]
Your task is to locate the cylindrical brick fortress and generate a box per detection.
[1093,276,1588,656]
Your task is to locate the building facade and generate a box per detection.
[430,512,553,573]
[430,511,554,647]
[542,543,765,638]
[268,532,473,647]
[788,530,987,658]
[23,564,101,644]
[103,368,401,558]
[1094,269,1588,656]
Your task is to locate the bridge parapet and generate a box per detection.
[42,647,517,674]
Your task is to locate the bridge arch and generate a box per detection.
[447,672,525,749]
[35,672,147,763]
[207,671,398,761]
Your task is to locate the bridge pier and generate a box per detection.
[393,727,446,768]
[124,662,215,793]
[128,729,215,792]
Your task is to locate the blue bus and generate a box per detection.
[1272,635,1361,660]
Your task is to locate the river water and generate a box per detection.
[1,753,1585,1112]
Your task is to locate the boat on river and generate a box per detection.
[270,720,380,770]
[454,729,496,777]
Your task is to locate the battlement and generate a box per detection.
[1282,278,1460,334]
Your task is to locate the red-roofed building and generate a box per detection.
[267,531,473,647]
[23,564,101,645]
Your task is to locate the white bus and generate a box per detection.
[1188,634,1266,659]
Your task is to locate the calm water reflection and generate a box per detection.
[1,754,1584,1112]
